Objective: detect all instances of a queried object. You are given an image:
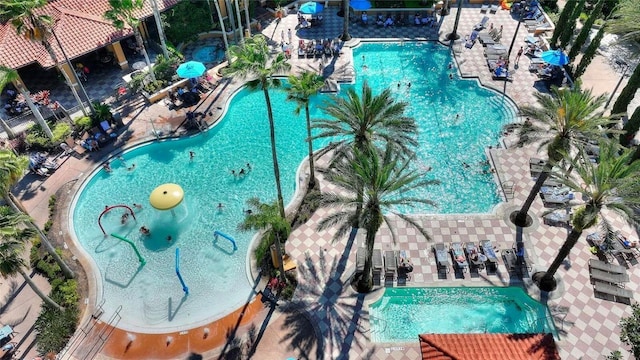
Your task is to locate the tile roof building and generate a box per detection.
[0,0,178,69]
[419,333,561,360]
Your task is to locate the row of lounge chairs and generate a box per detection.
[297,39,340,59]
[588,259,632,304]
[480,2,500,14]
[433,240,505,277]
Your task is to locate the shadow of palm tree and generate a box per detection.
[279,246,372,359]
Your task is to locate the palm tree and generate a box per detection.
[223,35,290,282]
[314,81,419,227]
[2,0,90,120]
[0,150,75,279]
[340,0,351,41]
[608,0,640,42]
[105,0,156,81]
[286,71,325,189]
[238,197,290,280]
[223,35,291,218]
[534,141,640,291]
[0,209,64,311]
[509,86,616,227]
[318,144,439,292]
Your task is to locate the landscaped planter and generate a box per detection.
[142,78,190,104]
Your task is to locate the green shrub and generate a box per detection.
[25,122,71,152]
[153,54,181,83]
[254,236,275,269]
[48,195,56,214]
[143,79,168,94]
[579,12,588,22]
[129,71,148,93]
[58,280,79,306]
[36,259,61,279]
[43,220,53,233]
[74,116,93,132]
[29,237,42,267]
[34,302,78,355]
[91,102,113,125]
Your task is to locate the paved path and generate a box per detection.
[10,4,640,360]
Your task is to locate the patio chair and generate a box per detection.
[433,243,451,274]
[450,242,468,273]
[384,250,397,284]
[479,239,498,272]
[373,248,384,285]
[464,242,485,271]
[474,16,490,31]
[480,2,489,13]
[489,2,499,13]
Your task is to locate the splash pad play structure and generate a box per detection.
[82,177,248,331]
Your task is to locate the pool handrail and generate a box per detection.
[175,248,189,295]
[214,230,237,251]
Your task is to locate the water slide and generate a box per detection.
[213,230,237,251]
[110,234,146,265]
[175,248,189,295]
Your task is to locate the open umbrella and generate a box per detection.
[176,61,206,79]
[540,50,569,66]
[299,1,324,14]
[350,0,372,10]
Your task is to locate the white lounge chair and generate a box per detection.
[480,2,489,12]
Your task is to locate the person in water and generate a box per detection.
[140,226,150,236]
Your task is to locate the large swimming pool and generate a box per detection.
[71,42,518,332]
[369,287,556,342]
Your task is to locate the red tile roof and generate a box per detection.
[0,0,178,69]
[419,333,561,360]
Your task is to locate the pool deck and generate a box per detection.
[9,5,638,360]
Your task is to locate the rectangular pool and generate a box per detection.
[369,287,557,342]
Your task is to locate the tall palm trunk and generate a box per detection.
[134,28,156,81]
[538,227,582,289]
[358,210,382,292]
[5,194,75,279]
[262,84,287,281]
[14,82,52,139]
[243,0,251,37]
[0,116,15,139]
[262,85,285,218]
[18,267,64,311]
[515,163,552,225]
[41,41,87,117]
[214,0,231,62]
[150,0,170,58]
[341,0,351,41]
[304,104,316,187]
[234,0,244,43]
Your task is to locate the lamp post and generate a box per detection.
[604,60,629,109]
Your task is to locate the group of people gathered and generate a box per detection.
[360,12,436,28]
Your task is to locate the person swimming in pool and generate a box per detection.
[140,226,150,236]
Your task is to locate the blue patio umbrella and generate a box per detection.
[540,50,569,66]
[299,1,324,14]
[176,61,206,79]
[350,0,372,10]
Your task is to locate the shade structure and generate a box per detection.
[176,61,206,79]
[149,183,184,210]
[540,50,569,66]
[299,1,324,14]
[350,0,372,10]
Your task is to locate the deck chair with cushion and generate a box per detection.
[480,2,489,12]
[384,250,397,285]
[465,242,485,271]
[479,239,499,272]
[451,242,468,273]
[474,16,490,31]
[433,243,451,275]
[372,248,384,285]
[489,2,499,13]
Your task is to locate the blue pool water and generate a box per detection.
[369,287,556,342]
[192,45,225,64]
[71,42,517,331]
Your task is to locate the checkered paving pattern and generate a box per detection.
[275,8,637,359]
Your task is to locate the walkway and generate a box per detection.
[11,4,638,360]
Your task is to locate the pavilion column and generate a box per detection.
[112,42,129,70]
[59,62,79,87]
